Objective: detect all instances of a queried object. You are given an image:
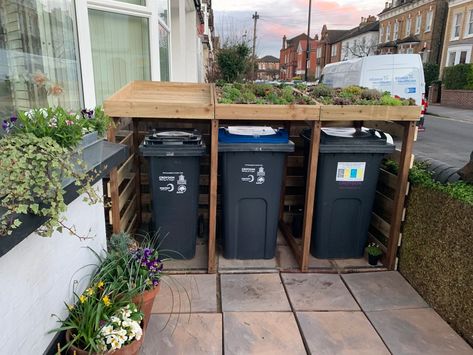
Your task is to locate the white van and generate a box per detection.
[320,54,426,108]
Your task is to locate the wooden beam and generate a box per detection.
[208,119,219,273]
[279,220,302,261]
[133,120,142,227]
[117,154,134,186]
[279,121,291,220]
[386,121,416,270]
[300,121,321,272]
[108,118,121,234]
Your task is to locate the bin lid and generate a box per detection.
[301,127,395,154]
[140,129,206,156]
[219,127,295,152]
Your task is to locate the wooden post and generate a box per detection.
[208,119,219,273]
[108,118,121,233]
[300,120,321,272]
[132,119,142,229]
[279,121,291,221]
[386,121,416,270]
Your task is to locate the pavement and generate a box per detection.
[140,271,473,355]
[415,105,473,168]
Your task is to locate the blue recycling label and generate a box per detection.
[405,87,416,93]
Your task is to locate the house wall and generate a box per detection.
[341,31,379,60]
[378,0,448,64]
[441,88,473,107]
[0,182,107,355]
[440,0,473,76]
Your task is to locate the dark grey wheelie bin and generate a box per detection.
[140,130,205,259]
[219,127,295,259]
[301,128,395,259]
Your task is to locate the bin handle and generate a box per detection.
[368,128,387,141]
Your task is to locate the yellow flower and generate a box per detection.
[67,304,75,311]
[79,295,87,303]
[97,281,104,289]
[86,288,94,296]
[102,295,111,307]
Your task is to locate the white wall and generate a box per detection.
[0,182,107,354]
[341,32,379,60]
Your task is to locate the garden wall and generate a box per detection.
[399,185,473,346]
[0,182,107,354]
[440,89,473,109]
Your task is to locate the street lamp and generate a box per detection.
[304,0,312,82]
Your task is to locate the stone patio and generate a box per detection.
[141,271,473,355]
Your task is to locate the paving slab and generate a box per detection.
[342,271,428,311]
[141,313,222,355]
[220,273,291,312]
[282,273,359,311]
[152,274,218,314]
[165,243,208,271]
[224,312,306,355]
[297,311,390,355]
[276,245,299,270]
[367,308,473,355]
[308,255,333,269]
[218,255,278,272]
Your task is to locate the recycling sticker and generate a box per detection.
[158,171,187,194]
[241,164,266,185]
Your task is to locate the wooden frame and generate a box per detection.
[105,81,421,273]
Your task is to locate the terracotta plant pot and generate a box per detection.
[65,328,143,355]
[132,284,161,331]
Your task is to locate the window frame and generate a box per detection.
[465,9,473,38]
[76,0,170,107]
[415,15,422,35]
[425,10,433,32]
[405,17,411,37]
[386,23,391,41]
[451,12,463,40]
[379,25,384,43]
[393,21,399,40]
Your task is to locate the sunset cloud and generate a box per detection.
[213,0,383,56]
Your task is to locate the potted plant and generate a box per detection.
[366,242,383,266]
[53,280,144,355]
[94,233,164,331]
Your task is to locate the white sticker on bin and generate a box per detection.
[228,126,276,136]
[336,162,366,182]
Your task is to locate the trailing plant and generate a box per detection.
[366,242,383,256]
[0,133,101,237]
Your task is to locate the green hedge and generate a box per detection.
[443,64,473,90]
[423,63,439,94]
[399,186,473,346]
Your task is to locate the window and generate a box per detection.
[407,47,414,54]
[331,45,337,57]
[448,51,456,66]
[386,24,391,41]
[465,9,473,36]
[159,24,170,81]
[405,17,411,36]
[317,47,322,58]
[157,0,169,25]
[379,26,384,43]
[394,21,399,40]
[89,10,151,104]
[447,46,472,65]
[452,13,463,39]
[460,51,467,64]
[415,15,422,34]
[0,0,82,117]
[425,11,433,32]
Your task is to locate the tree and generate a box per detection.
[342,38,378,60]
[216,42,251,82]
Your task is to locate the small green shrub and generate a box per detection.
[443,64,473,90]
[366,242,383,256]
[424,63,440,93]
[310,84,334,98]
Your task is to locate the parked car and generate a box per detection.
[320,54,427,128]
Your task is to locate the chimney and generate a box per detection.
[282,35,287,49]
[385,2,389,8]
[367,15,376,23]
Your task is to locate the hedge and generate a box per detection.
[443,64,473,90]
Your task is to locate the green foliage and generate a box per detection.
[216,42,251,82]
[0,133,101,237]
[443,64,473,90]
[366,242,383,256]
[310,83,335,98]
[384,160,473,205]
[423,63,439,93]
[379,94,405,106]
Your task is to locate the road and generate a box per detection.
[414,110,473,168]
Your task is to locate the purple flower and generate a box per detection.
[2,120,8,130]
[10,116,17,123]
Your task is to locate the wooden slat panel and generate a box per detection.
[119,131,133,147]
[366,121,417,141]
[215,103,321,120]
[371,212,390,240]
[320,105,421,121]
[378,168,397,191]
[373,191,394,223]
[117,154,134,186]
[119,176,136,211]
[279,220,302,261]
[368,232,388,253]
[120,195,137,232]
[125,213,138,234]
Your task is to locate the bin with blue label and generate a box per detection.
[219,126,295,259]
[140,130,205,259]
[301,128,395,259]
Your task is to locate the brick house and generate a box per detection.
[256,55,280,80]
[377,0,448,64]
[439,0,473,75]
[280,33,312,80]
[314,25,349,77]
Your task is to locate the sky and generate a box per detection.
[213,0,384,57]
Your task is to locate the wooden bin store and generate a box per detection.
[104,81,420,273]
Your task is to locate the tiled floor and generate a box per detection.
[141,271,473,355]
